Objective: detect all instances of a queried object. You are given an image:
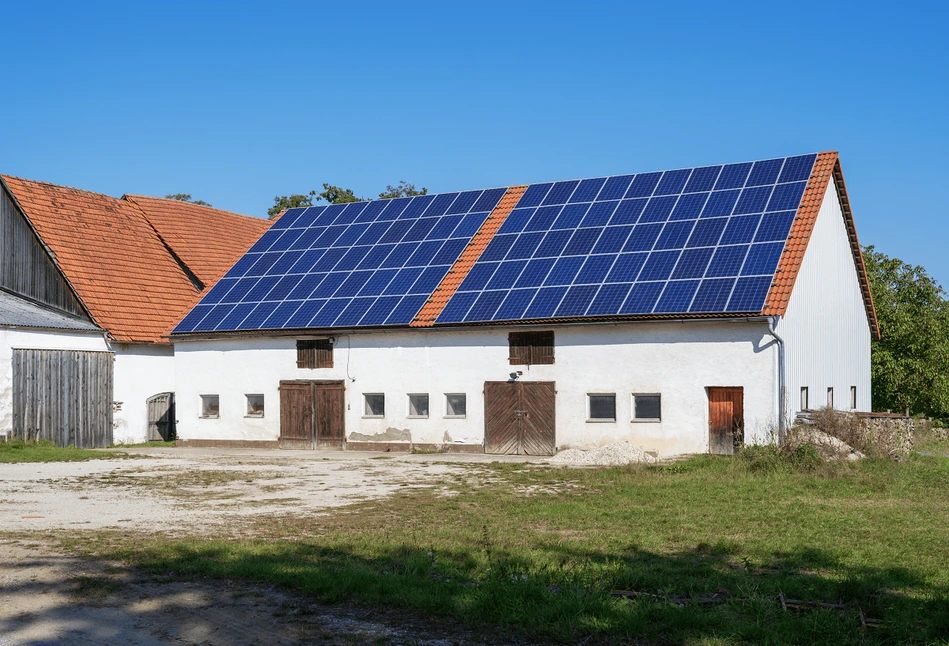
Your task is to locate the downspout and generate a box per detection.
[766,316,786,444]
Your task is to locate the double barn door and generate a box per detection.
[279,380,345,449]
[484,381,556,456]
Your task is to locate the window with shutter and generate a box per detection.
[296,339,333,369]
[508,331,554,365]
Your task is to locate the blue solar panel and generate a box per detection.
[175,187,506,333]
[434,153,817,325]
[175,154,819,334]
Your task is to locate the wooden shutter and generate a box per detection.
[508,331,554,366]
[296,339,333,369]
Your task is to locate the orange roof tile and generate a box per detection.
[1,176,268,344]
[411,186,526,327]
[124,195,271,288]
[762,152,879,338]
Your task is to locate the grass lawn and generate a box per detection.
[63,450,949,644]
[0,439,123,463]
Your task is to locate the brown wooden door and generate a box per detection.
[484,381,556,456]
[708,387,744,455]
[314,382,345,447]
[279,380,345,449]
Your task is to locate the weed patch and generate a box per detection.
[0,440,124,463]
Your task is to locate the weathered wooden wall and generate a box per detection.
[0,184,87,317]
[12,349,114,448]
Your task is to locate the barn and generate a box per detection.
[0,176,270,446]
[170,151,878,457]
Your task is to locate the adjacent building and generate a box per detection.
[0,176,270,446]
[170,151,877,457]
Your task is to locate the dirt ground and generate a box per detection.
[0,448,541,645]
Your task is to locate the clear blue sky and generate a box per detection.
[2,1,946,285]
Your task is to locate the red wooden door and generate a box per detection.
[708,387,744,455]
[484,381,556,456]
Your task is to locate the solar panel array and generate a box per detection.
[435,154,816,325]
[173,188,506,333]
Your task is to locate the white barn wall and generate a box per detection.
[0,328,109,436]
[174,321,777,456]
[111,344,175,445]
[776,180,872,415]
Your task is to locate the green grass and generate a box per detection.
[61,451,949,644]
[0,439,123,463]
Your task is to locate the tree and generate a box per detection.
[863,245,949,421]
[267,191,317,218]
[379,181,428,200]
[318,183,363,204]
[165,193,211,206]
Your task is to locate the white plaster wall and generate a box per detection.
[111,344,175,445]
[776,180,872,416]
[174,321,777,457]
[0,328,108,436]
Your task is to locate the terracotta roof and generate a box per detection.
[0,176,268,344]
[762,152,879,339]
[412,186,526,326]
[124,195,271,288]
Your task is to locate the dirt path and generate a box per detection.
[0,539,528,646]
[0,448,540,645]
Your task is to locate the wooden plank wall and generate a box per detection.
[12,349,114,448]
[0,184,88,317]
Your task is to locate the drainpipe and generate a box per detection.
[766,316,787,444]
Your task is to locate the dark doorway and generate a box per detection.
[279,380,345,449]
[484,381,556,456]
[146,392,176,441]
[708,387,744,455]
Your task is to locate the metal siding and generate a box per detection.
[776,181,872,415]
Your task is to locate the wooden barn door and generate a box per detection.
[708,387,744,455]
[146,392,176,441]
[279,380,344,449]
[12,349,113,448]
[484,381,555,456]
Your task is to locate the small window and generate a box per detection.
[245,394,264,417]
[408,393,429,418]
[588,394,616,421]
[297,339,333,369]
[801,386,809,411]
[508,330,554,366]
[827,387,834,408]
[850,386,857,410]
[364,393,385,417]
[200,395,219,419]
[632,394,661,421]
[445,393,467,418]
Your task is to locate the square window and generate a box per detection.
[408,393,429,418]
[246,394,264,417]
[297,338,333,369]
[200,395,219,419]
[588,394,616,421]
[364,393,385,417]
[632,394,661,421]
[445,393,467,418]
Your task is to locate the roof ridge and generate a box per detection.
[123,194,265,223]
[1,174,126,203]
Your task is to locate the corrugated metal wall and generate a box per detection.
[12,348,114,448]
[0,184,87,318]
[777,180,872,415]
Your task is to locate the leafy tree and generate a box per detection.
[165,193,211,206]
[863,245,949,421]
[379,181,428,200]
[318,183,363,204]
[267,191,317,218]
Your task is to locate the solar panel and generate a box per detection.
[173,189,506,333]
[436,154,816,324]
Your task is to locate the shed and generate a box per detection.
[170,152,877,457]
